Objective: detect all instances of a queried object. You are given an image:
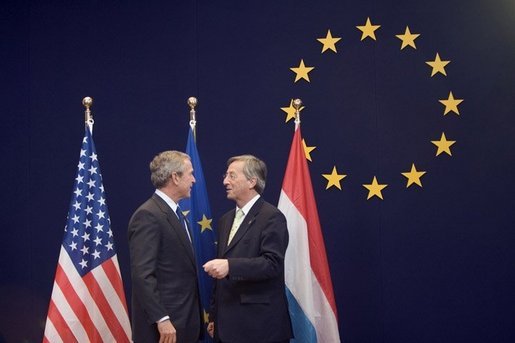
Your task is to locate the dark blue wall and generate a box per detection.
[1,0,514,342]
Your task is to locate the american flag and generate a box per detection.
[43,125,131,342]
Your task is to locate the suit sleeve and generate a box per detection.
[128,208,167,323]
[208,213,231,322]
[228,210,289,281]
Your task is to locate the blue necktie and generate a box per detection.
[176,206,192,243]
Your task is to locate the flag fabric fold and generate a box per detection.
[179,127,217,342]
[43,125,131,342]
[279,124,341,343]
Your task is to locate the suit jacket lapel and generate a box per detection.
[223,198,264,255]
[219,209,234,253]
[151,194,196,265]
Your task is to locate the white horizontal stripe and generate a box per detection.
[112,254,122,275]
[92,257,132,339]
[59,247,115,342]
[110,254,132,337]
[50,277,89,342]
[43,307,64,343]
[280,191,312,291]
[279,191,340,343]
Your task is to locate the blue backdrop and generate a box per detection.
[1,0,514,342]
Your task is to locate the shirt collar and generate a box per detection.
[237,194,260,217]
[155,189,179,213]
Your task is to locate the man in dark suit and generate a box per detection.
[128,150,202,343]
[203,155,293,343]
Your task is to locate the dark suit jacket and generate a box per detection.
[128,193,202,343]
[210,197,293,343]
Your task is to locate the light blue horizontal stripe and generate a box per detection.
[286,286,317,343]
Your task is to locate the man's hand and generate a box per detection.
[203,259,229,279]
[157,319,176,343]
[207,321,215,338]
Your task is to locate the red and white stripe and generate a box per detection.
[43,246,131,342]
[279,124,341,342]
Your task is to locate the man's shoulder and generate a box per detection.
[259,199,277,211]
[133,195,163,215]
[128,196,169,229]
[255,198,283,217]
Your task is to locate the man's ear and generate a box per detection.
[171,172,180,185]
[248,177,257,189]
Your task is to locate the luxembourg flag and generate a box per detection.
[278,122,341,342]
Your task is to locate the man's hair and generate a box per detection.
[150,150,190,189]
[227,154,267,194]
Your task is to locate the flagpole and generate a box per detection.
[181,96,217,343]
[82,96,94,133]
[188,96,198,141]
[280,96,341,342]
[293,98,302,126]
[44,96,132,342]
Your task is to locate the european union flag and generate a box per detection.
[179,126,217,342]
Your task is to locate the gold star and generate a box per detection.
[426,53,450,77]
[356,17,381,41]
[363,176,388,200]
[431,132,456,156]
[197,214,213,232]
[439,91,463,116]
[322,166,347,190]
[401,164,426,188]
[317,29,342,53]
[203,309,210,324]
[290,59,314,83]
[395,26,420,50]
[280,99,304,123]
[302,139,316,162]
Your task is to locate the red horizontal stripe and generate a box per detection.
[46,298,76,342]
[55,263,102,342]
[102,258,130,315]
[282,127,338,318]
[83,263,130,342]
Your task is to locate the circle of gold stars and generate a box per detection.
[281,18,464,200]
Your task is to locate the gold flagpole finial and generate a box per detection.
[187,97,198,139]
[82,97,94,132]
[188,96,198,110]
[188,97,197,122]
[83,97,93,121]
[293,98,302,124]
